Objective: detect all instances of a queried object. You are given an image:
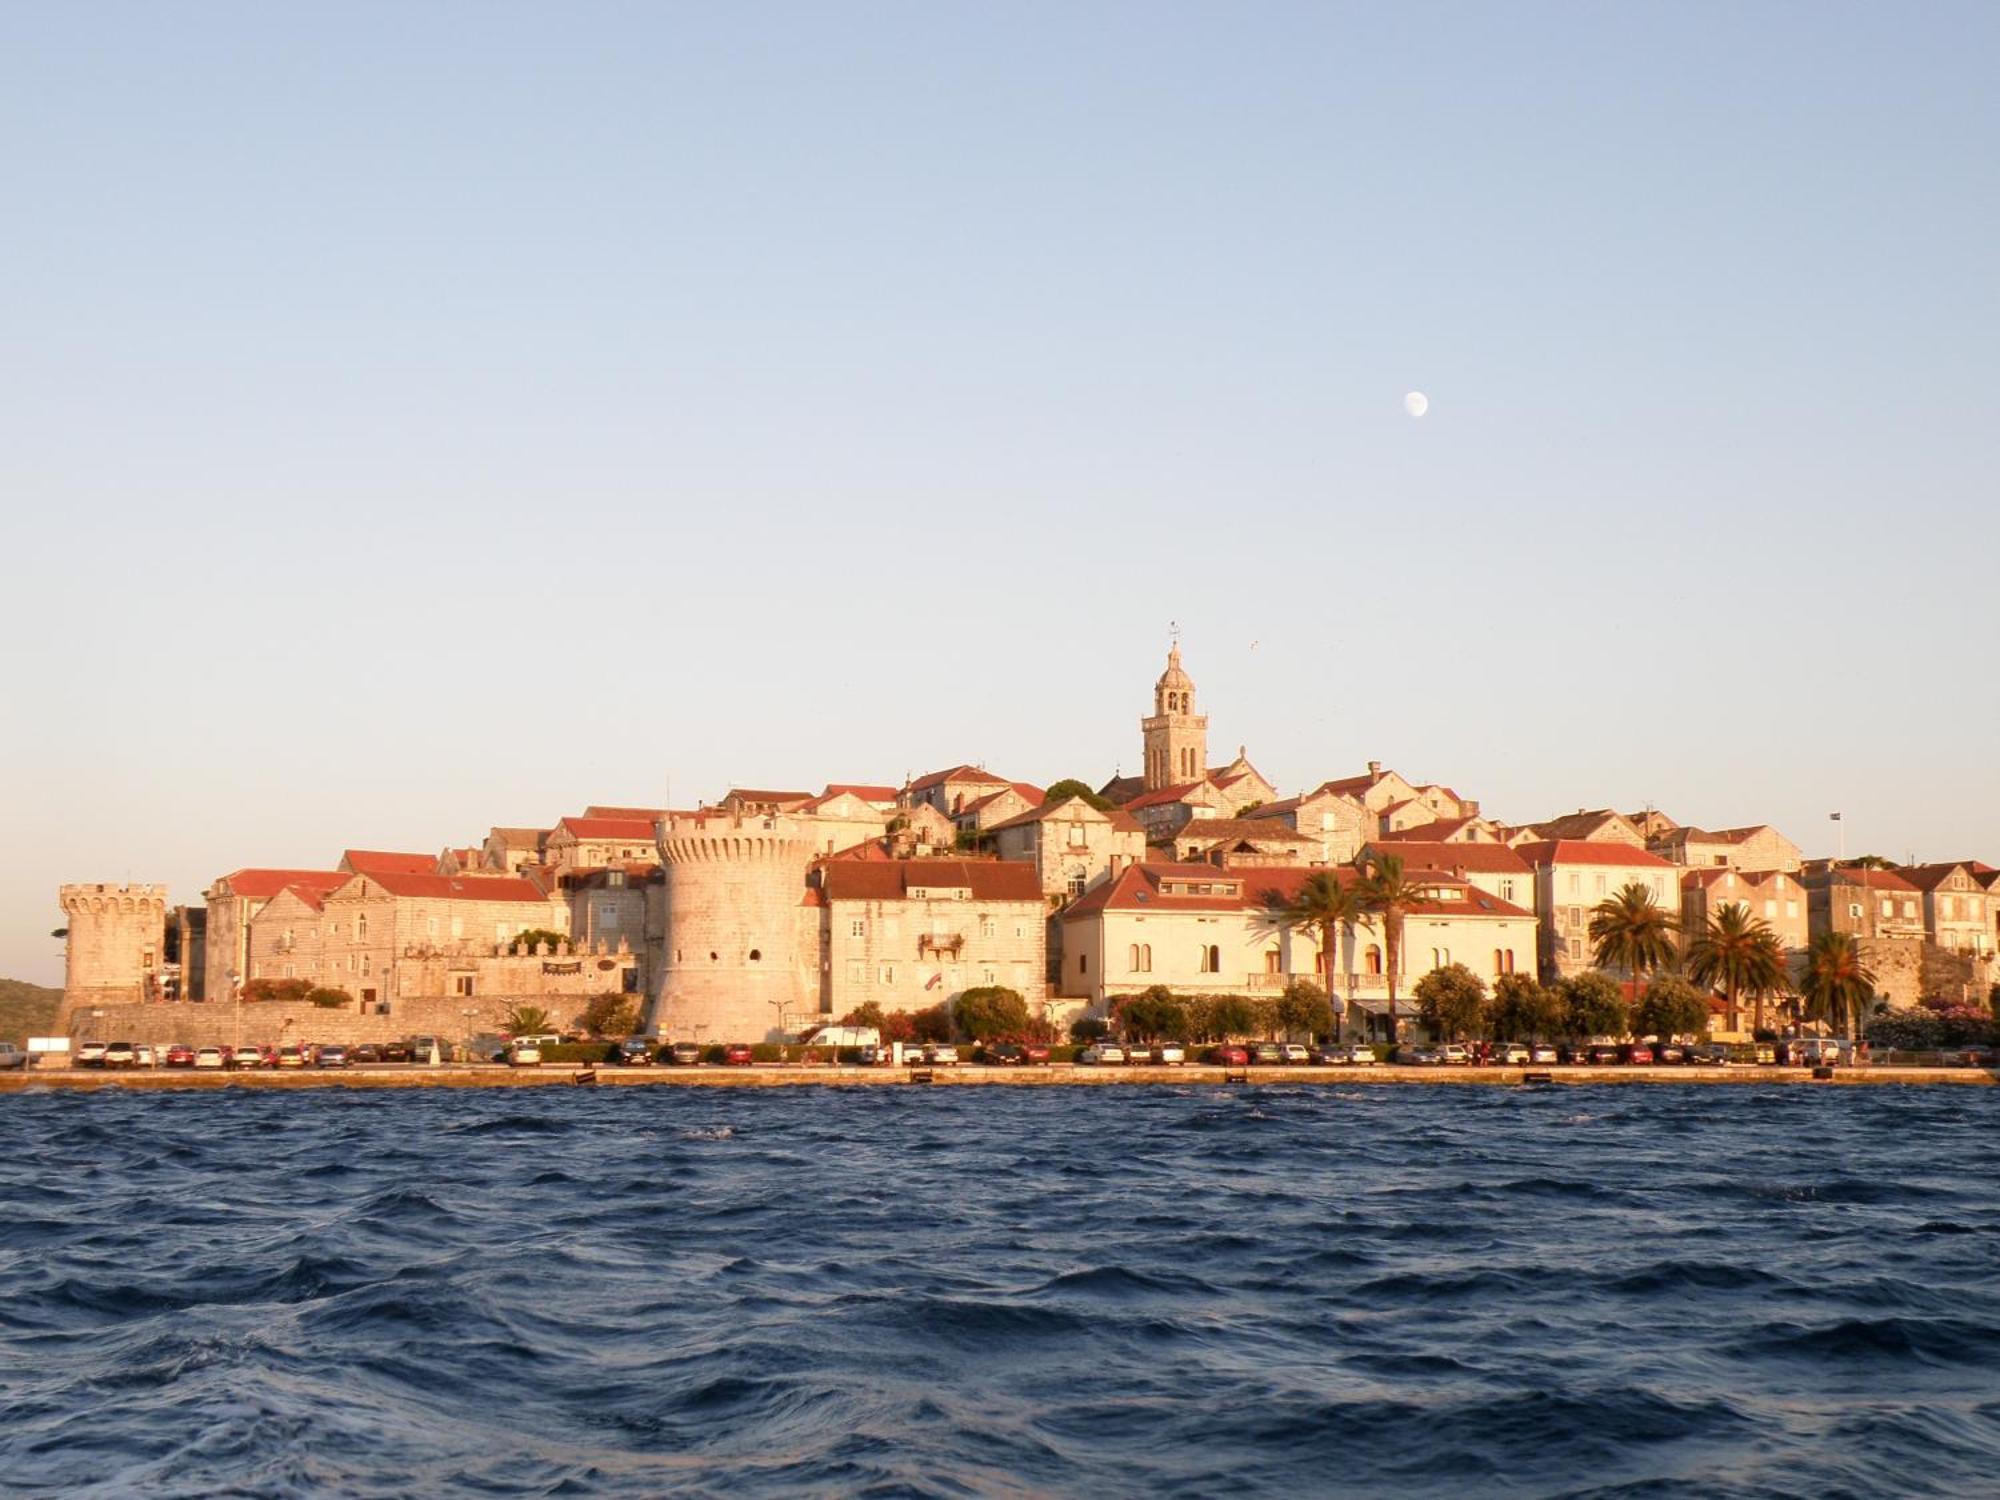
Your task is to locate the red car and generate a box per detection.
[722,1044,755,1066]
[1021,1043,1051,1064]
[1624,1043,1656,1065]
[163,1045,196,1068]
[1208,1044,1250,1065]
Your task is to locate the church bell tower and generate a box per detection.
[1140,642,1208,791]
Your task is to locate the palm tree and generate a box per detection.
[1588,882,1680,1005]
[1683,905,1788,1035]
[504,1004,552,1036]
[1355,853,1427,1044]
[1272,871,1368,1041]
[1798,930,1878,1041]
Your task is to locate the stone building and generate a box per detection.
[1648,824,1803,874]
[204,868,350,1004]
[986,796,1147,904]
[482,826,549,873]
[319,871,569,1011]
[1511,839,1678,982]
[1059,863,1536,1041]
[949,782,1045,836]
[58,882,170,1012]
[545,816,660,870]
[1242,785,1371,866]
[338,850,439,877]
[816,858,1047,1020]
[1802,865,1927,943]
[1140,645,1208,791]
[1680,867,1810,1032]
[245,884,331,986]
[1898,863,1995,957]
[902,765,1017,818]
[1169,819,1318,867]
[1506,809,1646,849]
[1361,841,1533,909]
[1121,779,1231,840]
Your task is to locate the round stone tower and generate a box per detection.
[651,812,817,1043]
[60,883,169,1010]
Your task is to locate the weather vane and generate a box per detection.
[1169,619,1181,647]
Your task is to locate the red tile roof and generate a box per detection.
[342,850,437,876]
[556,817,658,840]
[346,872,554,904]
[820,859,1043,903]
[1896,861,1980,891]
[582,806,666,822]
[821,783,899,804]
[908,765,1010,792]
[1122,781,1210,812]
[1822,866,1920,892]
[1064,862,1533,921]
[726,788,816,807]
[214,869,349,901]
[1510,840,1672,869]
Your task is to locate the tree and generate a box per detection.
[1560,971,1628,1039]
[305,987,353,1009]
[1070,1015,1110,1042]
[1587,883,1679,1002]
[1044,779,1113,812]
[1414,964,1487,1041]
[509,928,567,953]
[1684,905,1789,1035]
[581,992,640,1036]
[244,977,314,1004]
[1632,974,1709,1040]
[1206,994,1257,1040]
[1798,931,1878,1041]
[1272,871,1366,1039]
[1118,985,1190,1042]
[1486,974,1565,1041]
[505,1005,552,1035]
[1355,853,1427,1044]
[911,1002,954,1042]
[955,986,1029,1040]
[1276,978,1334,1041]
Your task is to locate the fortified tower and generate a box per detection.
[651,811,818,1043]
[1140,644,1208,791]
[59,883,169,1011]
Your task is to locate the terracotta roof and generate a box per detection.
[1122,781,1210,812]
[726,788,815,807]
[820,859,1042,903]
[1362,840,1529,875]
[1377,816,1477,842]
[1681,867,1798,891]
[822,783,899,804]
[559,863,663,889]
[1176,819,1314,845]
[1097,775,1146,805]
[1510,840,1673,869]
[1527,810,1636,841]
[582,806,666,822]
[908,765,1009,792]
[344,872,554,904]
[489,827,547,848]
[342,850,437,876]
[265,884,328,913]
[1064,862,1533,921]
[1824,867,1920,892]
[556,817,657,840]
[213,869,349,901]
[1896,862,1980,892]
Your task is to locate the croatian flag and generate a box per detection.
[926,972,942,990]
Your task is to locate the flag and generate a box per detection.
[925,971,942,990]
[1829,812,1842,821]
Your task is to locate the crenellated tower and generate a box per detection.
[650,812,818,1043]
[1140,645,1208,790]
[59,883,170,1013]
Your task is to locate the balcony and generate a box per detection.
[918,933,965,958]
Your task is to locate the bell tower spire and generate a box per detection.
[1140,636,1208,791]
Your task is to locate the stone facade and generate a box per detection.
[1649,824,1803,874]
[1512,840,1678,982]
[1900,863,1996,957]
[59,882,170,1013]
[1244,787,1370,866]
[319,871,569,1009]
[1141,646,1208,791]
[545,816,660,870]
[987,797,1146,903]
[203,869,350,1004]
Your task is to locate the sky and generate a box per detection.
[3,3,1996,986]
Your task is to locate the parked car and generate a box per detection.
[1624,1043,1655,1065]
[316,1045,350,1068]
[1344,1043,1381,1066]
[1686,1043,1729,1065]
[722,1043,755,1066]
[1277,1043,1312,1065]
[351,1043,381,1064]
[1752,1043,1777,1065]
[922,1044,961,1067]
[1310,1045,1344,1065]
[1528,1043,1560,1065]
[1492,1042,1530,1065]
[163,1044,195,1068]
[1020,1043,1052,1064]
[379,1041,412,1063]
[132,1044,158,1068]
[1586,1044,1622,1065]
[1077,1044,1120,1065]
[1208,1044,1249,1066]
[667,1042,703,1066]
[229,1046,264,1069]
[615,1037,655,1066]
[1153,1043,1188,1065]
[0,1042,25,1070]
[193,1046,226,1070]
[1439,1043,1472,1066]
[1654,1043,1687,1064]
[1393,1045,1443,1066]
[1246,1043,1283,1065]
[507,1041,543,1067]
[275,1045,309,1069]
[978,1043,1026,1065]
[102,1041,137,1068]
[75,1041,109,1068]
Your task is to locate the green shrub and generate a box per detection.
[540,1041,618,1064]
[305,987,353,1010]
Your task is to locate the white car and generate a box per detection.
[922,1044,960,1066]
[132,1044,158,1068]
[1493,1042,1530,1065]
[194,1047,227,1070]
[1278,1043,1312,1064]
[75,1041,109,1067]
[1153,1043,1187,1065]
[1529,1044,1560,1064]
[1439,1043,1472,1065]
[102,1041,138,1068]
[1078,1044,1127,1065]
[508,1041,543,1067]
[230,1046,264,1069]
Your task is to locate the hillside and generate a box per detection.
[0,979,62,1046]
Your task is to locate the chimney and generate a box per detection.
[1367,760,1382,780]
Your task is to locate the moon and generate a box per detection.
[1403,391,1429,418]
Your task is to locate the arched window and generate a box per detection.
[1365,945,1383,975]
[1128,943,1141,972]
[1141,944,1152,971]
[1205,944,1221,973]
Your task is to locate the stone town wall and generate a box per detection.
[58,884,169,1018]
[62,994,549,1050]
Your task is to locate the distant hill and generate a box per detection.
[0,979,62,1045]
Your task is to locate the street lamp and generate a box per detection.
[228,971,242,1051]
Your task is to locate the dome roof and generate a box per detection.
[1156,645,1194,693]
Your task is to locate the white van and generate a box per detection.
[800,1026,880,1051]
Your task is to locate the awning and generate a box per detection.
[1352,998,1422,1018]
